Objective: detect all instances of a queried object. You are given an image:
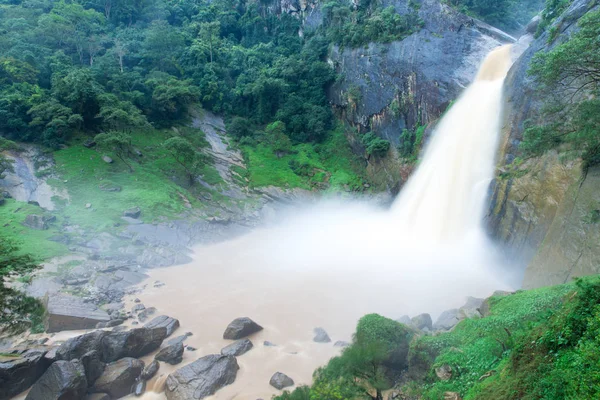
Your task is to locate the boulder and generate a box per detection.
[165,354,239,400]
[263,341,277,347]
[96,319,124,328]
[459,297,485,319]
[44,294,110,333]
[132,304,145,313]
[137,307,157,322]
[223,317,263,340]
[23,214,48,230]
[0,349,50,399]
[433,309,461,331]
[313,327,331,343]
[435,364,453,381]
[144,315,180,337]
[80,350,105,386]
[221,339,253,357]
[101,326,168,362]
[123,207,141,219]
[93,357,144,399]
[411,314,433,331]
[269,372,294,390]
[396,315,414,327]
[166,334,190,347]
[334,341,350,348]
[25,360,87,400]
[141,360,160,380]
[134,379,146,396]
[83,140,96,148]
[56,330,108,361]
[155,342,184,365]
[526,15,541,34]
[102,156,113,164]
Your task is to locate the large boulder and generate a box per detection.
[93,357,144,399]
[23,214,48,230]
[155,342,184,365]
[80,350,105,387]
[269,372,294,390]
[222,317,263,340]
[56,330,108,361]
[101,327,168,363]
[141,360,160,380]
[165,354,239,400]
[459,297,485,319]
[411,313,433,331]
[433,309,461,331]
[123,207,141,219]
[0,349,50,400]
[25,360,87,400]
[221,339,253,357]
[313,327,331,343]
[144,315,180,337]
[44,294,110,333]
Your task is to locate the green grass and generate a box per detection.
[0,199,68,259]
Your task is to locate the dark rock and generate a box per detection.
[141,360,159,380]
[186,346,197,352]
[155,342,184,365]
[526,15,541,34]
[269,372,294,390]
[223,317,263,340]
[334,341,350,347]
[27,201,40,207]
[411,313,433,330]
[93,357,144,399]
[85,394,110,400]
[134,298,141,303]
[144,315,180,337]
[132,304,145,313]
[25,360,87,400]
[56,330,108,361]
[101,327,168,363]
[96,319,124,328]
[81,350,105,387]
[0,349,50,399]
[263,341,277,347]
[44,293,110,333]
[221,339,253,357]
[23,214,48,230]
[313,327,331,343]
[134,379,146,396]
[137,307,156,322]
[166,335,188,347]
[83,140,96,148]
[123,207,141,219]
[165,354,239,400]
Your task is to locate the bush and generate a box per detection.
[362,132,390,158]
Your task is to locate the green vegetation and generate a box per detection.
[0,234,44,333]
[535,0,573,37]
[522,9,600,172]
[444,0,544,32]
[361,132,391,158]
[399,124,426,162]
[276,278,600,400]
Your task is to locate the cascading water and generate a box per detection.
[128,46,515,400]
[393,45,513,240]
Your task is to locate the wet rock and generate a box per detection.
[165,354,239,400]
[186,346,197,352]
[141,360,159,380]
[313,327,331,343]
[83,140,96,148]
[433,309,461,331]
[436,364,453,381]
[137,307,157,322]
[0,349,50,399]
[123,207,141,219]
[411,313,433,331]
[334,341,350,347]
[101,327,168,363]
[132,304,145,313]
[102,156,113,164]
[263,341,277,347]
[269,372,294,390]
[25,360,87,400]
[23,214,48,230]
[134,379,146,396]
[44,294,110,333]
[80,350,105,387]
[96,319,124,328]
[56,330,108,361]
[166,334,189,347]
[144,315,180,337]
[223,317,263,340]
[155,342,184,365]
[221,339,253,357]
[93,357,144,399]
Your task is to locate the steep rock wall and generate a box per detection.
[487,0,600,288]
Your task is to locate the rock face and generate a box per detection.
[313,327,331,343]
[56,331,108,361]
[327,0,515,188]
[0,349,50,400]
[101,327,168,362]
[165,354,239,400]
[93,357,144,399]
[486,0,600,288]
[155,342,184,365]
[25,360,87,400]
[433,309,461,331]
[222,317,263,340]
[144,315,180,337]
[269,372,294,390]
[411,314,433,330]
[220,339,253,357]
[44,294,111,333]
[80,350,105,386]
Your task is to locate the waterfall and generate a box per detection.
[392,45,513,241]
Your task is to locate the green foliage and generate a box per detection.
[399,124,425,161]
[522,10,600,170]
[535,0,573,37]
[95,130,134,171]
[0,137,17,178]
[163,135,205,185]
[0,234,44,334]
[444,0,544,32]
[362,132,390,158]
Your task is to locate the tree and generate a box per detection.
[96,93,148,130]
[198,21,221,64]
[28,98,82,147]
[264,121,292,155]
[95,131,134,171]
[145,72,201,123]
[0,137,17,179]
[163,136,204,185]
[0,235,43,333]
